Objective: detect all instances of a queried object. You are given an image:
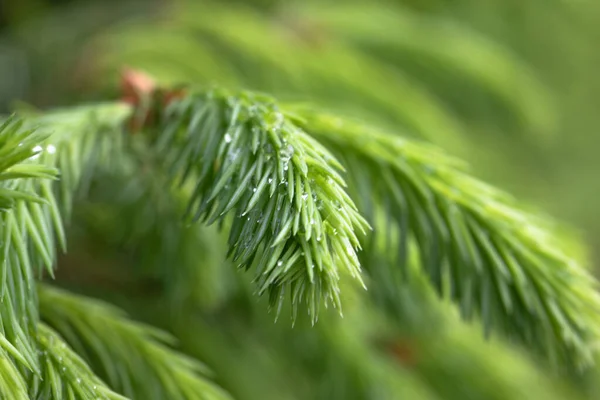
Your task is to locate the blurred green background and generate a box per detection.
[1,0,600,399]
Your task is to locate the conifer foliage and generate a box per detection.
[0,70,599,399]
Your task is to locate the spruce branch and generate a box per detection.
[0,116,59,377]
[0,116,57,211]
[30,324,127,400]
[29,103,131,220]
[38,285,230,400]
[0,348,29,400]
[292,110,600,367]
[148,88,370,322]
[0,105,130,380]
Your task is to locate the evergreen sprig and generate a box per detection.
[292,110,600,367]
[29,103,131,220]
[150,89,370,322]
[0,105,143,399]
[0,116,57,210]
[0,116,59,380]
[0,347,29,400]
[0,75,596,397]
[0,101,232,398]
[38,285,231,400]
[30,324,126,400]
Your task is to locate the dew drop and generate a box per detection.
[310,219,315,225]
[76,378,81,384]
[274,112,284,126]
[301,194,308,201]
[253,187,257,192]
[316,237,321,242]
[61,367,66,372]
[224,133,232,143]
[46,144,57,154]
[268,178,273,184]
[33,145,43,152]
[277,261,283,267]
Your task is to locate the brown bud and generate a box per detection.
[120,68,157,106]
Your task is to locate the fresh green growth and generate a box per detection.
[150,89,370,322]
[294,110,600,367]
[39,285,230,400]
[0,116,59,387]
[0,83,597,398]
[30,324,127,400]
